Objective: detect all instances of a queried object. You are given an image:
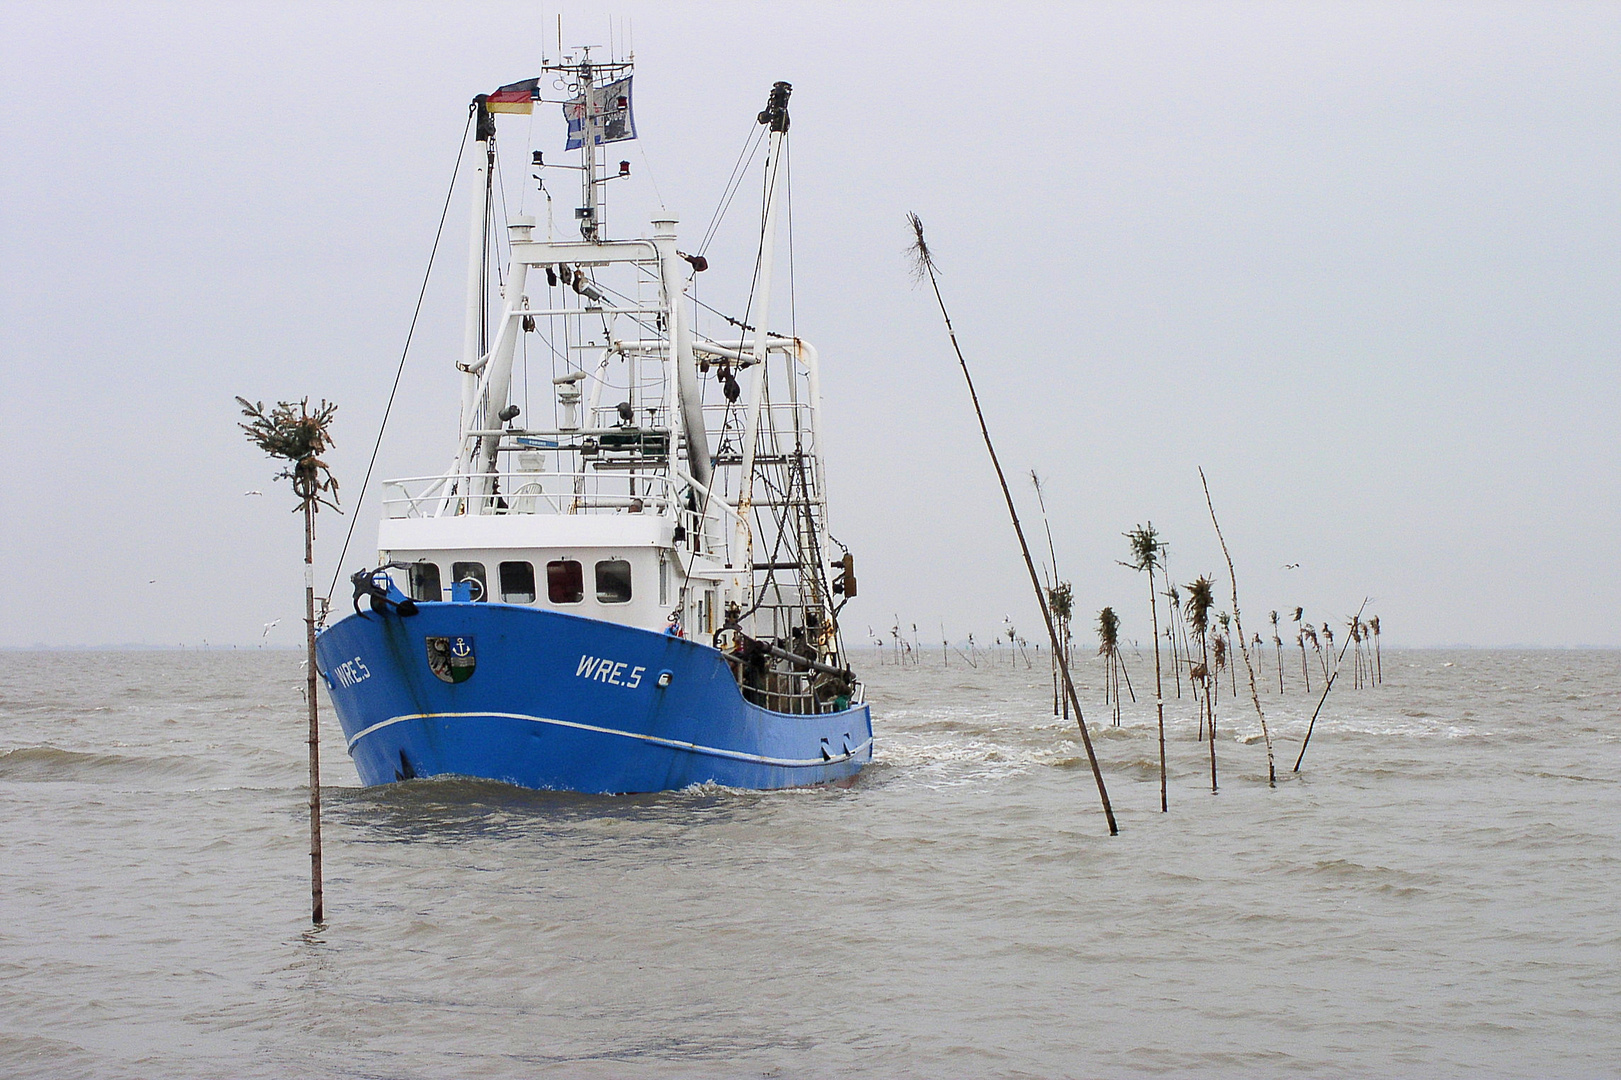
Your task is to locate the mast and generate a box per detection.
[734,81,792,570]
[577,54,600,240]
[469,217,533,504]
[652,219,712,487]
[460,54,641,509]
[459,96,494,443]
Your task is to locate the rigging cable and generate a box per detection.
[637,141,668,213]
[698,122,766,256]
[740,141,780,602]
[324,109,474,607]
[676,126,777,613]
[493,135,511,287]
[519,106,537,215]
[779,136,834,648]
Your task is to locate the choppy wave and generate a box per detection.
[0,744,217,784]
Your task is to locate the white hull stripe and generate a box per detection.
[346,710,873,768]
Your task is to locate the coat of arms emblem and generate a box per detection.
[426,635,476,683]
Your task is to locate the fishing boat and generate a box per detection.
[313,52,872,793]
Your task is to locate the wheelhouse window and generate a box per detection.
[547,559,584,604]
[499,561,536,604]
[409,562,441,602]
[451,561,487,602]
[596,559,632,604]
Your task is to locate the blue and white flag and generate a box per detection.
[565,75,636,149]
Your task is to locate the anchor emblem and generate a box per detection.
[426,635,477,683]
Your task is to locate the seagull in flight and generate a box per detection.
[261,619,281,639]
[244,489,263,497]
[1282,563,1301,570]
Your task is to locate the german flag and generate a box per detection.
[487,77,538,114]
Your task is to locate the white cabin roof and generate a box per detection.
[379,513,673,551]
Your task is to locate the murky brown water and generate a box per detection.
[2,648,1617,1078]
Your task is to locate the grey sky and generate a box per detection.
[2,1,1617,648]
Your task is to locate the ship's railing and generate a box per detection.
[737,667,844,715]
[382,470,737,554]
[383,470,678,518]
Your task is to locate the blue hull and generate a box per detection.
[313,604,872,793]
